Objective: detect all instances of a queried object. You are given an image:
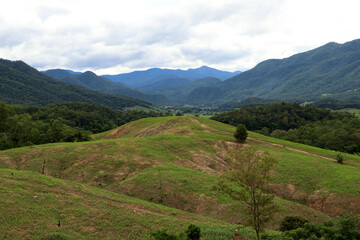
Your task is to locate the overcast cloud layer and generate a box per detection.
[1,0,360,74]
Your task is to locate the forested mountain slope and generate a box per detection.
[0,59,150,109]
[187,39,360,104]
[102,65,240,88]
[43,69,170,105]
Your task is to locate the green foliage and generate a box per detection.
[16,102,167,133]
[234,124,248,143]
[0,101,167,150]
[43,69,170,105]
[257,127,270,136]
[260,232,293,240]
[311,98,360,110]
[212,102,349,132]
[261,215,360,240]
[0,109,91,150]
[0,59,150,109]
[282,215,360,240]
[280,216,309,232]
[336,153,344,164]
[185,39,360,104]
[0,101,14,131]
[212,102,360,154]
[218,97,288,111]
[337,214,360,238]
[218,148,278,240]
[149,77,222,104]
[151,229,180,240]
[185,224,201,240]
[283,119,360,153]
[151,224,201,240]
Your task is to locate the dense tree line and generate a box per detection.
[311,98,360,110]
[276,118,360,153]
[211,103,360,154]
[0,101,168,150]
[262,214,360,240]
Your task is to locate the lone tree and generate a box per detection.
[234,124,248,143]
[218,148,278,240]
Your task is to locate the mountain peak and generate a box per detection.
[198,65,212,69]
[82,71,97,76]
[103,66,239,87]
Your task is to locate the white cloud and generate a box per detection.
[1,0,360,74]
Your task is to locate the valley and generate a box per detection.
[3,1,360,239]
[1,32,360,240]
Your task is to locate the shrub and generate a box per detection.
[282,215,360,239]
[337,214,360,239]
[185,224,201,240]
[260,232,292,240]
[280,216,309,232]
[234,124,248,143]
[151,224,202,240]
[336,153,344,164]
[151,229,179,240]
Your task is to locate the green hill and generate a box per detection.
[186,39,360,105]
[0,59,150,109]
[2,116,359,240]
[0,168,247,240]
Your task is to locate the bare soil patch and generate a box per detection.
[268,183,307,202]
[0,155,16,168]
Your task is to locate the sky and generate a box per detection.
[1,0,360,75]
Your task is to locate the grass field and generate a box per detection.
[1,116,359,239]
[0,168,253,240]
[338,108,360,117]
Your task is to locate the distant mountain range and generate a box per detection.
[45,39,360,106]
[4,38,360,107]
[147,77,222,104]
[185,39,360,105]
[44,66,241,105]
[43,69,170,105]
[0,59,150,109]
[102,66,241,88]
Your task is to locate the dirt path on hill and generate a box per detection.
[248,137,337,162]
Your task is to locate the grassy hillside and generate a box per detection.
[0,168,252,240]
[2,116,357,237]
